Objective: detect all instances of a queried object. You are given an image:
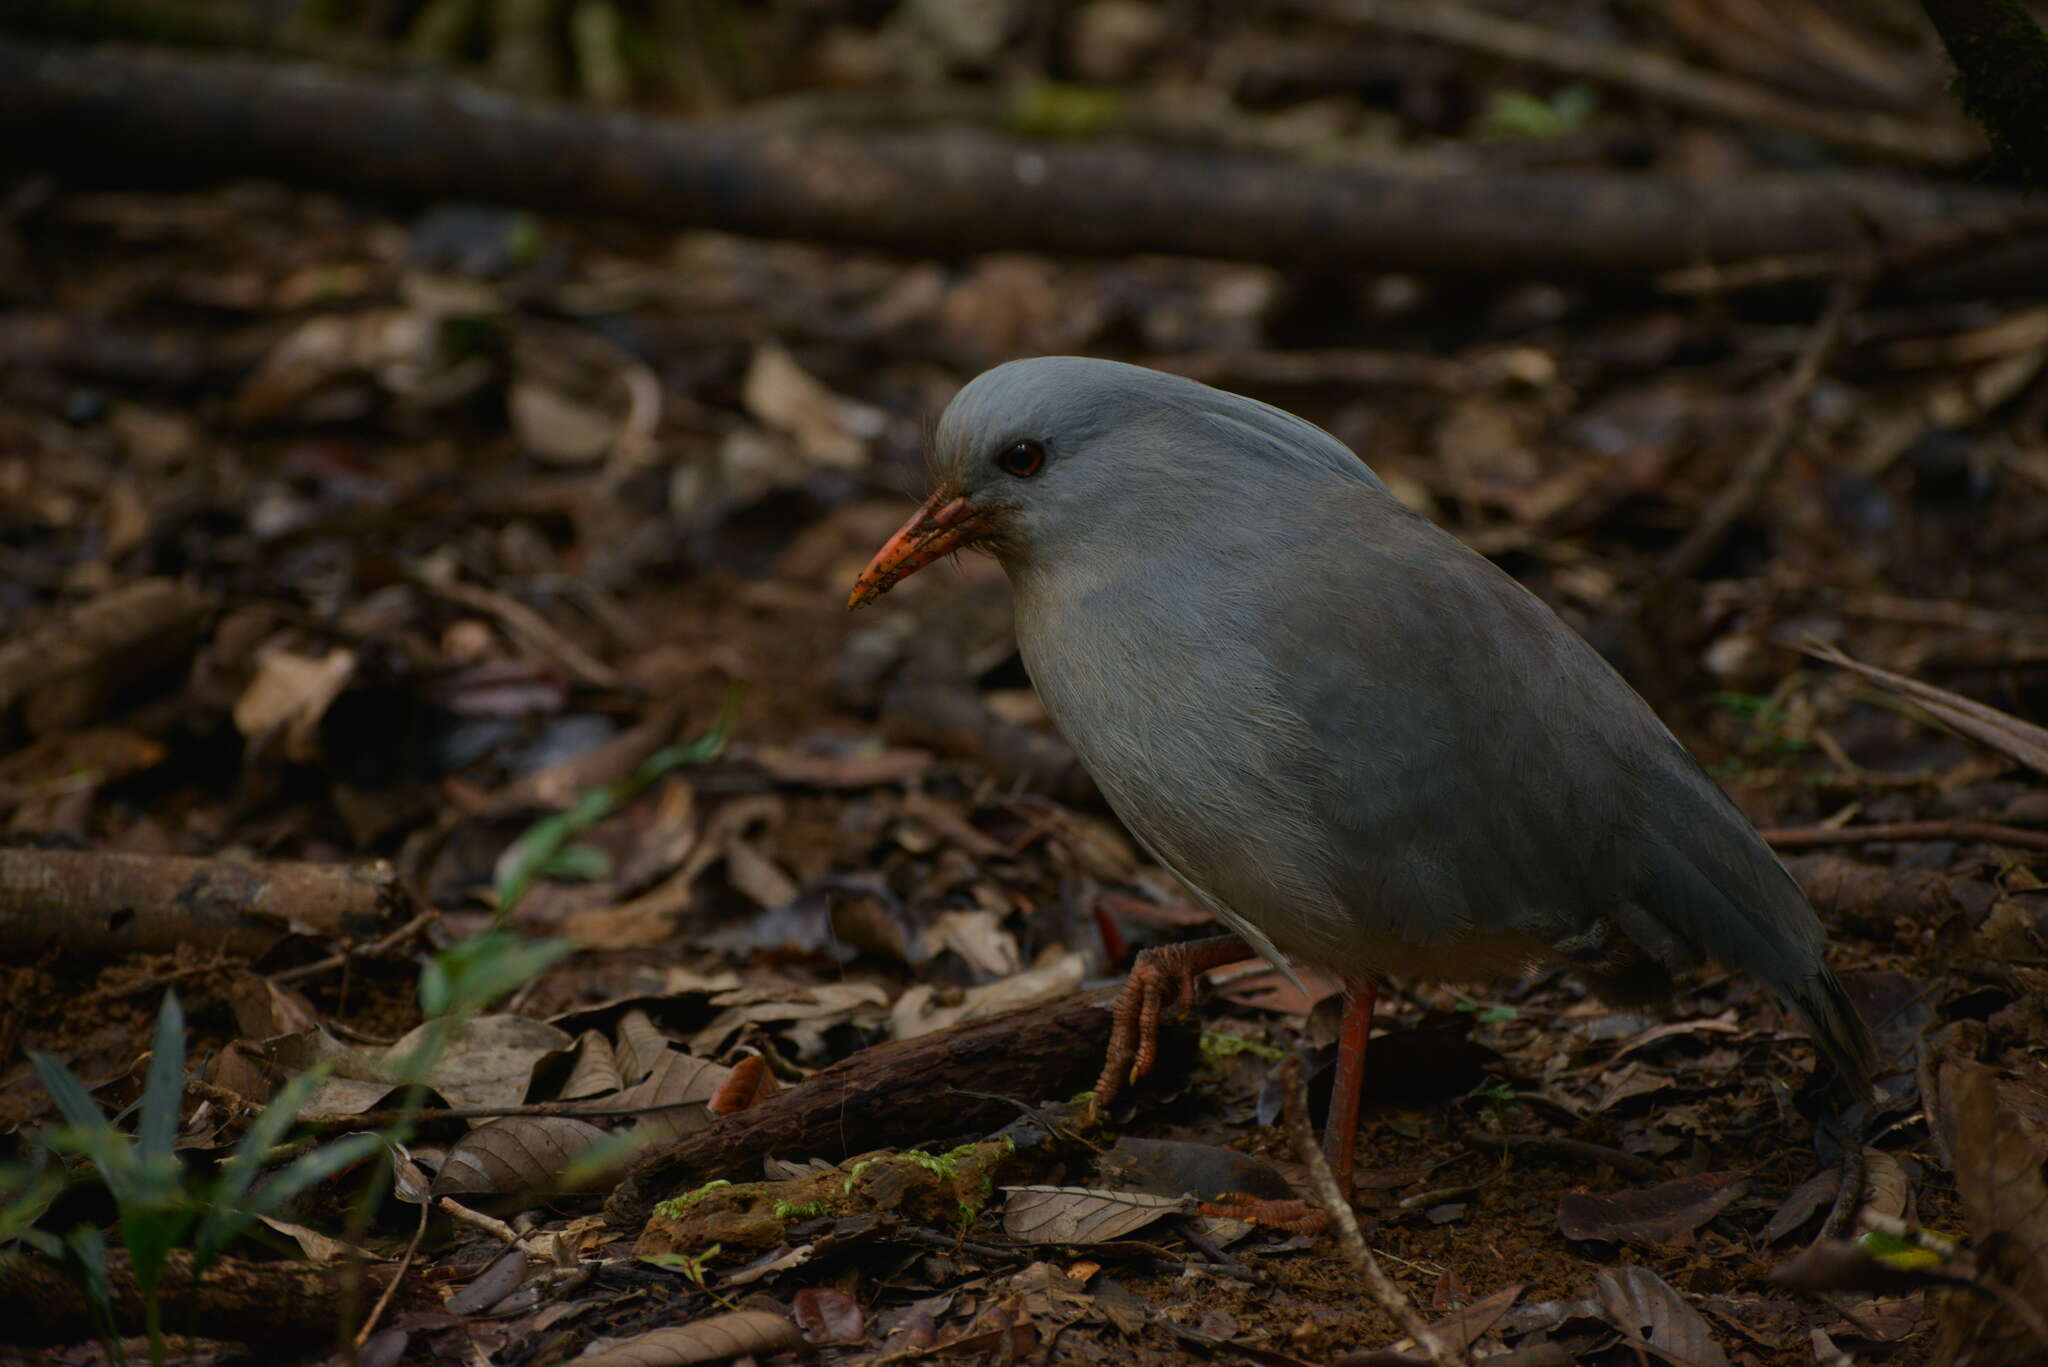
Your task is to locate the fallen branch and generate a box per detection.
[1298,0,1981,167]
[0,39,2035,282]
[0,847,406,958]
[604,987,1189,1225]
[0,1247,428,1346]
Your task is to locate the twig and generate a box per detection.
[414,572,619,690]
[1650,272,1867,590]
[1764,820,2048,854]
[1819,1145,1867,1241]
[268,908,440,984]
[1464,1131,1666,1183]
[1295,0,1980,166]
[1661,204,2048,294]
[1277,1056,1456,1367]
[353,1190,429,1348]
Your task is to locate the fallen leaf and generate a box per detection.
[1002,1186,1186,1244]
[233,646,357,762]
[575,1308,803,1366]
[432,1116,613,1196]
[1762,1166,1841,1243]
[1558,1171,1750,1246]
[742,343,885,470]
[511,378,616,465]
[1595,1265,1730,1367]
[792,1287,865,1345]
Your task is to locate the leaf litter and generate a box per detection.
[4,7,2048,1362]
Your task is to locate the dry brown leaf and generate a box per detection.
[591,1049,730,1143]
[576,1308,803,1366]
[232,646,356,763]
[1762,1166,1841,1244]
[792,1286,865,1345]
[892,950,1087,1039]
[1936,1068,2048,1362]
[1809,640,2048,780]
[724,837,799,910]
[511,378,617,465]
[255,1216,379,1265]
[553,1029,625,1101]
[742,343,885,470]
[1854,1148,1911,1233]
[615,1009,675,1085]
[432,1115,612,1196]
[1001,1186,1186,1244]
[1596,1265,1730,1367]
[1558,1172,1750,1247]
[921,907,1023,978]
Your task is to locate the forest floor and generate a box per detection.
[4,4,2048,1365]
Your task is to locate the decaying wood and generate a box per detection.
[0,847,405,958]
[0,39,2037,283]
[0,1246,429,1346]
[606,986,1187,1225]
[0,577,212,740]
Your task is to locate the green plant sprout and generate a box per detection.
[23,992,381,1367]
[641,1244,733,1309]
[491,687,740,918]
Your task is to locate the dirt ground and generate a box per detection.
[5,4,2048,1365]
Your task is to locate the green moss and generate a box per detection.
[772,1199,830,1220]
[655,1178,732,1217]
[1200,1031,1282,1064]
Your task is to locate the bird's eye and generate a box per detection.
[997,440,1045,478]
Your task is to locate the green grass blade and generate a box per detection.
[29,1052,111,1133]
[137,992,186,1161]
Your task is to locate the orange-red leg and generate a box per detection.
[1322,980,1378,1190]
[1093,934,1253,1104]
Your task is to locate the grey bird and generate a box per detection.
[849,356,1876,1181]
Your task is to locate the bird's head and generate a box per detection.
[846,356,1381,608]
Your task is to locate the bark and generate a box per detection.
[0,38,2039,281]
[0,847,406,958]
[605,986,1192,1224]
[0,1246,428,1346]
[1918,0,2048,187]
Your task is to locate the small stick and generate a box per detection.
[269,908,440,984]
[1278,1056,1457,1367]
[1651,271,1868,591]
[1765,819,2048,854]
[1819,1145,1867,1242]
[1464,1131,1667,1183]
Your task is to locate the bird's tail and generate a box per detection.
[1782,963,1880,1101]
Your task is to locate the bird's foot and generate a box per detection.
[1093,934,1253,1107]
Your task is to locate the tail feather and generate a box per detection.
[1784,963,1880,1100]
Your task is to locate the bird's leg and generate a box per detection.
[1093,934,1254,1105]
[1321,978,1378,1191]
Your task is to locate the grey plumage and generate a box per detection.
[927,356,1878,1096]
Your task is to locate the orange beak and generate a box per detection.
[847,491,990,609]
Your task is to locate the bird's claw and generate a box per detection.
[1093,935,1253,1108]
